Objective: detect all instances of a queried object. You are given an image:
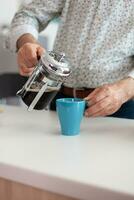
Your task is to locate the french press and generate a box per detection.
[17,51,71,111]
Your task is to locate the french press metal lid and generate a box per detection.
[42,51,70,80]
[17,51,71,111]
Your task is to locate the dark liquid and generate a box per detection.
[22,90,58,110]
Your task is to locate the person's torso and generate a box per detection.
[54,0,134,88]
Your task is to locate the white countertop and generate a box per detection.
[0,105,134,200]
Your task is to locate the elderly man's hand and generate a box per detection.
[17,33,45,76]
[84,78,134,117]
[18,43,44,76]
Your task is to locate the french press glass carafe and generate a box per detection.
[17,51,71,111]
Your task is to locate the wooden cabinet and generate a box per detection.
[0,178,77,200]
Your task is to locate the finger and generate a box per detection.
[19,66,34,76]
[87,89,109,106]
[85,97,111,117]
[84,88,100,101]
[17,49,35,69]
[85,84,113,101]
[25,46,38,66]
[19,69,33,77]
[37,46,45,58]
[18,51,37,69]
[92,107,117,117]
[23,57,36,68]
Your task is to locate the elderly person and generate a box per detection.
[7,0,134,118]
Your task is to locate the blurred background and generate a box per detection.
[0,0,59,106]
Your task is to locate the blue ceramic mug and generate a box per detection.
[56,98,85,136]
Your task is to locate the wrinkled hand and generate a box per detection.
[84,78,134,117]
[17,43,44,76]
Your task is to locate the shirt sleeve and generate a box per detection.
[6,0,65,52]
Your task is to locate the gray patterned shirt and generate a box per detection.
[8,0,134,88]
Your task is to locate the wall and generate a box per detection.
[0,0,20,25]
[0,0,59,74]
[0,0,34,25]
[0,0,59,50]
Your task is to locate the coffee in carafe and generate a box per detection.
[21,88,58,110]
[17,51,71,111]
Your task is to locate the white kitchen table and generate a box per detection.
[0,105,134,200]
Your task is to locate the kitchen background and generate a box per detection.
[0,0,59,106]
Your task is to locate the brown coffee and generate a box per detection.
[22,89,58,110]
